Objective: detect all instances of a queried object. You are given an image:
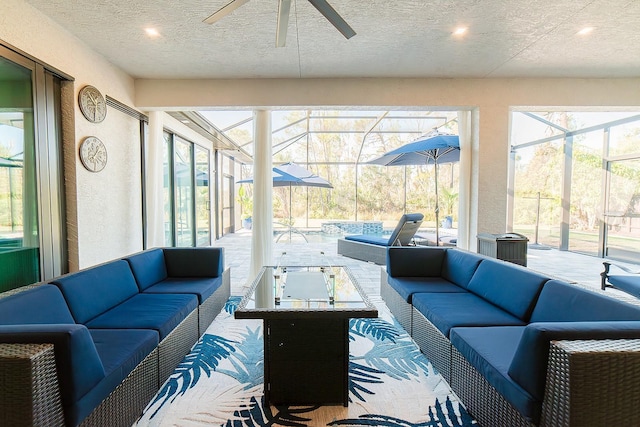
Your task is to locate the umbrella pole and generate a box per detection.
[434,159,439,246]
[289,184,292,241]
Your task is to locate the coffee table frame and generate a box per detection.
[235,264,378,406]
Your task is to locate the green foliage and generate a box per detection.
[237,185,252,219]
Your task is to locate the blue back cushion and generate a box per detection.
[0,285,75,324]
[53,260,140,324]
[509,321,640,402]
[466,259,548,321]
[531,279,640,322]
[163,247,224,277]
[387,247,446,277]
[125,248,168,290]
[441,249,484,289]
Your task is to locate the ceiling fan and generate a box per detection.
[203,0,356,47]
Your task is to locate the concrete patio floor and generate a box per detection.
[213,230,640,306]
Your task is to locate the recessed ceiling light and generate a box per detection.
[577,27,594,36]
[181,120,190,124]
[145,28,160,37]
[453,27,468,36]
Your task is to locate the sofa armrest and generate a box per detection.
[163,247,224,277]
[542,339,640,426]
[0,324,106,405]
[508,321,640,402]
[387,246,447,277]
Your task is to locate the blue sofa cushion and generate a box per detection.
[387,276,466,303]
[53,260,140,324]
[68,329,159,427]
[163,247,224,277]
[84,293,197,339]
[125,248,168,291]
[387,247,446,277]
[607,275,640,298]
[143,277,222,304]
[345,234,391,246]
[441,249,484,289]
[531,279,640,322]
[0,324,105,409]
[0,285,75,324]
[508,321,640,402]
[412,292,526,337]
[466,259,548,321]
[450,326,539,423]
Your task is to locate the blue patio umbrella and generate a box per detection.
[367,133,460,246]
[238,162,333,240]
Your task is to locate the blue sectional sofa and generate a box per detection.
[0,247,230,427]
[382,246,640,427]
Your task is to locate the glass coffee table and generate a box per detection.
[235,256,378,406]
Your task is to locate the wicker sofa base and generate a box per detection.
[198,268,231,336]
[451,339,640,427]
[0,343,64,427]
[158,308,199,382]
[540,339,640,427]
[337,238,388,265]
[451,345,534,427]
[80,348,159,427]
[380,271,412,334]
[412,307,452,383]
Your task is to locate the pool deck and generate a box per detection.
[214,229,640,306]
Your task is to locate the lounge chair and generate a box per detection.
[337,213,424,265]
[601,261,640,298]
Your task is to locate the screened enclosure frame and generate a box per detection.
[509,111,640,262]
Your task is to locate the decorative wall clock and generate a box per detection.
[78,85,107,123]
[79,136,108,172]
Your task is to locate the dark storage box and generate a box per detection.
[477,233,529,266]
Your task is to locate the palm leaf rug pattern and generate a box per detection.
[136,296,477,426]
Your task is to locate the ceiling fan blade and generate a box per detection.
[307,0,356,39]
[203,0,251,24]
[275,0,292,47]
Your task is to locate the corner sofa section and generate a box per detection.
[382,246,640,427]
[0,247,230,427]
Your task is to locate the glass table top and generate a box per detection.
[235,263,378,319]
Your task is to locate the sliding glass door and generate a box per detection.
[195,146,211,246]
[163,131,212,247]
[0,47,65,291]
[174,137,194,247]
[0,56,39,291]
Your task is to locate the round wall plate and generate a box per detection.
[78,85,107,123]
[79,136,107,172]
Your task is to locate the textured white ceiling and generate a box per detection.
[24,0,640,79]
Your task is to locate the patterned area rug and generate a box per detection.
[136,297,477,426]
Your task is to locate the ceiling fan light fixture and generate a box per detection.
[577,26,595,36]
[276,0,292,47]
[453,27,468,36]
[203,0,251,24]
